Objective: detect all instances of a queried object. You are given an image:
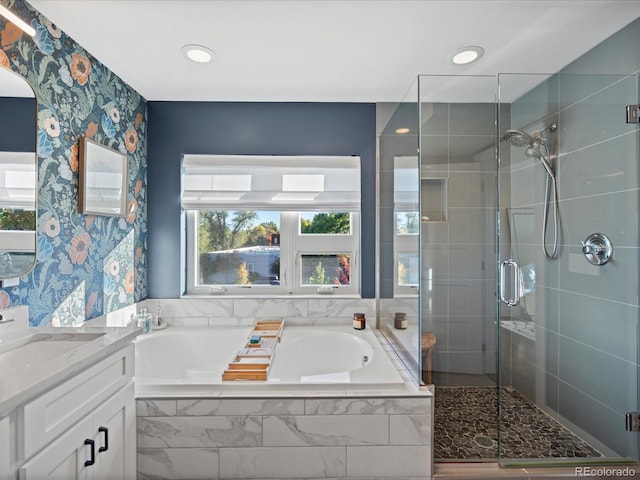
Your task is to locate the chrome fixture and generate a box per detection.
[626,412,640,432]
[0,314,15,324]
[581,233,613,266]
[626,105,640,124]
[503,122,559,259]
[499,258,521,307]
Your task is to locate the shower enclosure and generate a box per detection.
[378,72,640,465]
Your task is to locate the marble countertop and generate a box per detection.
[0,324,140,418]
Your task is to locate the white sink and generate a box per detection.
[0,332,106,374]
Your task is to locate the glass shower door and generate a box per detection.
[417,75,500,461]
[497,72,640,465]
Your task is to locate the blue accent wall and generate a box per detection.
[147,102,376,298]
[0,97,36,151]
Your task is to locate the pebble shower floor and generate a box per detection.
[434,386,603,460]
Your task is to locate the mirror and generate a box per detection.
[0,66,37,279]
[78,137,128,217]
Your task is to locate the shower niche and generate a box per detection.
[420,178,446,222]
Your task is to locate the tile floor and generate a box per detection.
[434,386,602,460]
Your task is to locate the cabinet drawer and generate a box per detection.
[22,345,133,459]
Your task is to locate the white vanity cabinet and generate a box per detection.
[16,344,136,480]
[19,383,134,480]
[0,413,14,480]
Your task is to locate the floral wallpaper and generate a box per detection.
[0,0,147,325]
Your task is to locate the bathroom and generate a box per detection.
[0,0,639,478]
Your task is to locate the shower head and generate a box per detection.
[503,129,535,147]
[503,122,558,148]
[503,123,560,260]
[504,123,558,179]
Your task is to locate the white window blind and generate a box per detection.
[182,155,360,211]
[393,156,419,210]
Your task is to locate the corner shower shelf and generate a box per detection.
[221,320,285,381]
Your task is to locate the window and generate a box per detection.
[183,155,360,295]
[394,156,419,295]
[293,210,358,293]
[192,210,281,288]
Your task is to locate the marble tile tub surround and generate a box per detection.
[137,297,377,327]
[134,298,431,478]
[137,396,433,479]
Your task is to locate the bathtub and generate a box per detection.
[134,324,406,396]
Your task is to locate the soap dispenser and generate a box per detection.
[137,308,151,333]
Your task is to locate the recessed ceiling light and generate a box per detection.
[395,127,411,134]
[181,44,215,64]
[452,46,485,65]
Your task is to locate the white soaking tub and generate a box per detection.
[134,324,405,396]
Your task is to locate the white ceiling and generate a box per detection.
[17,0,640,102]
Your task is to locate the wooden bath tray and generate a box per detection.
[222,320,284,381]
[251,320,285,341]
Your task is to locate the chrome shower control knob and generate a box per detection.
[581,233,613,266]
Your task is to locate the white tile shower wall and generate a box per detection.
[138,297,377,327]
[137,397,432,479]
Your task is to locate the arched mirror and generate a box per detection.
[0,66,37,278]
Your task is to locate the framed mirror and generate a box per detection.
[0,66,37,279]
[78,137,128,217]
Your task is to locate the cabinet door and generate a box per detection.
[0,415,13,480]
[92,383,136,480]
[19,417,92,480]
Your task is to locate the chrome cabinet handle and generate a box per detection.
[499,259,521,307]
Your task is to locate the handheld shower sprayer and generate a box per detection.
[503,122,559,259]
[503,122,557,158]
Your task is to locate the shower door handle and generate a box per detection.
[499,259,521,307]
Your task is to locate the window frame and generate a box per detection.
[185,210,360,296]
[290,211,359,295]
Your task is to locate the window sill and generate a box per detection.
[181,293,364,300]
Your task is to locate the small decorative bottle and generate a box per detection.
[353,312,366,330]
[137,308,151,334]
[394,312,407,329]
[153,304,162,328]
